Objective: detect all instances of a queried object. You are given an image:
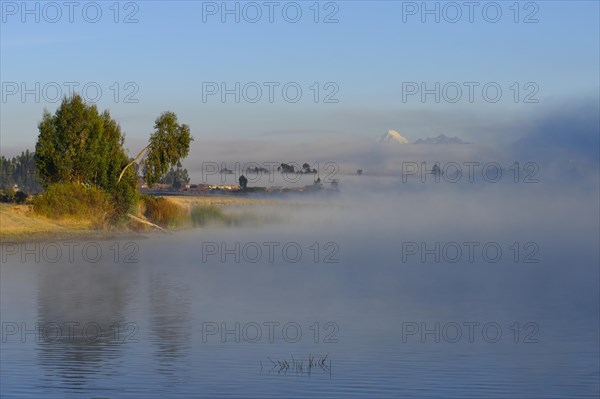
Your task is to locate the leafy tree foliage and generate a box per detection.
[34,94,138,216]
[119,111,193,187]
[32,95,191,221]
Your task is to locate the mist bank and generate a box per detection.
[178,97,599,184]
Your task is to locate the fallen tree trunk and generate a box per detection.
[127,213,168,233]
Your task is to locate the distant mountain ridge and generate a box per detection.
[377,131,468,145]
[413,134,468,144]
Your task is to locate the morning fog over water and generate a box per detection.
[2,169,599,398]
[1,0,599,398]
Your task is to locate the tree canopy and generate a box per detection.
[33,95,192,218]
[119,111,193,187]
[34,95,138,215]
[35,95,131,187]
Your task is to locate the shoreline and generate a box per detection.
[0,195,282,243]
[0,204,148,243]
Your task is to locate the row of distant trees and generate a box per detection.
[278,163,317,174]
[0,150,42,193]
[160,162,190,189]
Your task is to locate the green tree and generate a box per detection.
[34,94,138,216]
[119,111,193,186]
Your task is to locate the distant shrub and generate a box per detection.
[14,191,28,204]
[0,189,15,203]
[32,183,110,224]
[141,196,187,228]
[190,205,228,227]
[0,189,28,203]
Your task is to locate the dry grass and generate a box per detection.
[166,195,281,210]
[169,195,289,227]
[0,204,105,242]
[0,194,302,241]
[139,196,188,228]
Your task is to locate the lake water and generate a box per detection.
[1,177,599,398]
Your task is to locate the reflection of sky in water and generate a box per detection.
[1,177,598,398]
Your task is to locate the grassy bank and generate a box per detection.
[0,204,118,242]
[0,195,284,242]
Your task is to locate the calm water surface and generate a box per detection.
[1,181,599,398]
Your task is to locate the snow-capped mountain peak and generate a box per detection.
[377,130,410,144]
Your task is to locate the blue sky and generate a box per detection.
[1,0,599,151]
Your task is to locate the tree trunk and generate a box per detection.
[118,143,151,183]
